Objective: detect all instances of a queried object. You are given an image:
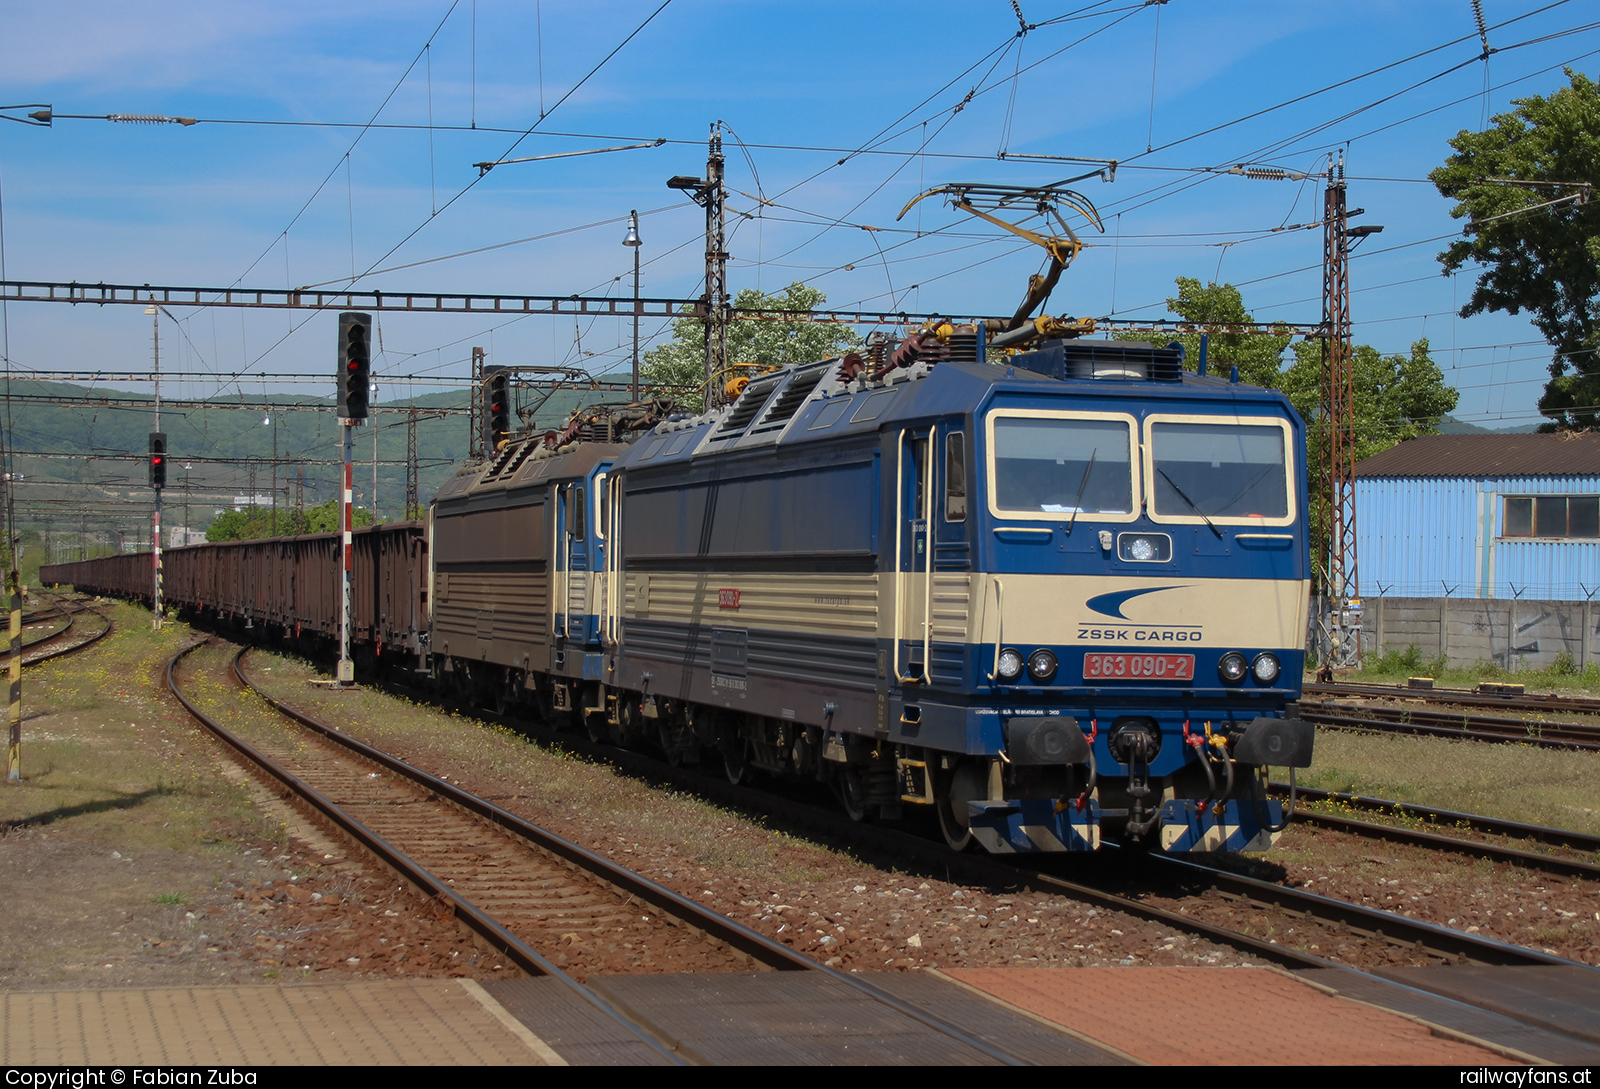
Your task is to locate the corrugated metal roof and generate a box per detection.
[1353,433,1600,478]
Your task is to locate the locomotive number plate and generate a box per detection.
[1083,653,1194,681]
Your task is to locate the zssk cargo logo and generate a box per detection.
[1077,587,1203,643]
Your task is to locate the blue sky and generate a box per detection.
[1,0,1596,428]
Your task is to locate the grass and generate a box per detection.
[1278,727,1600,835]
[0,601,276,854]
[1340,641,1600,694]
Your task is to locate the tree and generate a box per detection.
[1123,278,1459,566]
[640,282,862,394]
[1279,338,1460,462]
[1116,277,1294,386]
[1431,70,1600,429]
[1124,278,1460,447]
[206,499,373,542]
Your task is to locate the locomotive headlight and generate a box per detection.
[1252,652,1281,684]
[996,648,1024,681]
[1027,649,1058,682]
[1117,532,1172,563]
[1218,652,1248,683]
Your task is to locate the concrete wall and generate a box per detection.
[1356,595,1600,672]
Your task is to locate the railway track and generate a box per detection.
[168,640,1031,1067]
[1266,785,1600,880]
[22,594,113,665]
[1299,699,1600,750]
[368,673,1594,978]
[1307,680,1600,718]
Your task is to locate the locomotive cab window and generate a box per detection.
[1143,415,1293,526]
[945,432,967,522]
[984,410,1139,523]
[568,486,586,539]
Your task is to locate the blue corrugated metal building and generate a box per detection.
[1354,433,1600,599]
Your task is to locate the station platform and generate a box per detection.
[2,964,1595,1066]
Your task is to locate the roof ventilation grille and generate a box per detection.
[749,363,829,434]
[710,372,785,438]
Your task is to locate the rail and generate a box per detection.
[225,644,1030,1067]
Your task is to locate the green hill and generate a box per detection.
[5,379,631,580]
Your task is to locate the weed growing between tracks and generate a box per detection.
[1257,717,1600,965]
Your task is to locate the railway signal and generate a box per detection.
[148,432,167,490]
[337,311,372,420]
[484,367,511,450]
[334,312,372,686]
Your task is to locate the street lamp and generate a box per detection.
[624,210,642,402]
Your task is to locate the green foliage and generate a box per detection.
[1117,277,1295,388]
[1361,642,1447,676]
[640,282,862,394]
[1431,70,1600,429]
[1551,648,1578,676]
[1129,279,1459,572]
[205,499,374,542]
[1126,277,1458,451]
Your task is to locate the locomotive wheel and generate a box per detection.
[936,761,985,852]
[835,764,871,823]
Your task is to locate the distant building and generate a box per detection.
[1355,432,1600,600]
[167,526,208,548]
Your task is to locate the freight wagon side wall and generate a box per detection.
[41,523,426,654]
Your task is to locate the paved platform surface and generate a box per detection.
[0,979,561,1066]
[942,966,1519,1066]
[5,964,1596,1065]
[485,971,1129,1065]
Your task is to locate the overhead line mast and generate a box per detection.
[1318,152,1382,674]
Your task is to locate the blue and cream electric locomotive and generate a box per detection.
[598,329,1313,853]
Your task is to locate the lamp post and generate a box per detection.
[624,210,642,402]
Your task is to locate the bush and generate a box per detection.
[1550,649,1578,676]
[1362,643,1445,676]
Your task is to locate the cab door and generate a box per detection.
[895,428,933,683]
[555,482,588,642]
[590,470,609,647]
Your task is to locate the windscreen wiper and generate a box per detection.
[1156,467,1222,538]
[1066,449,1097,536]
